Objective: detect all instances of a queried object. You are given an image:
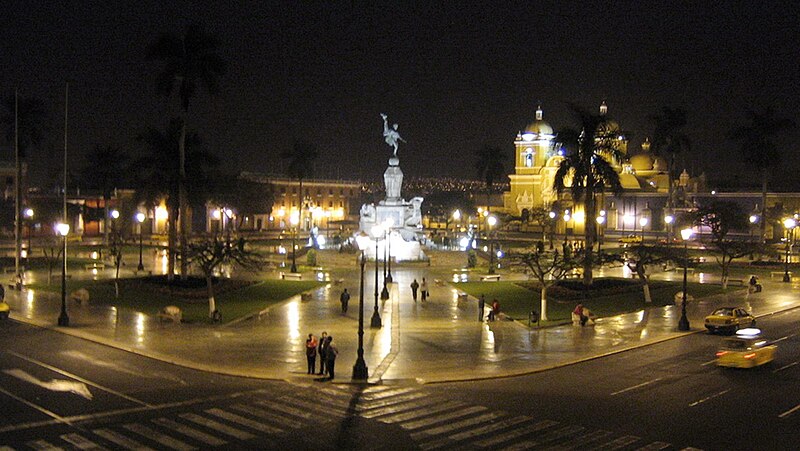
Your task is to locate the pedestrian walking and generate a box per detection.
[573,303,588,326]
[340,288,350,313]
[488,299,500,321]
[420,278,429,302]
[305,333,318,374]
[317,331,328,375]
[325,336,339,380]
[478,294,486,321]
[410,279,419,302]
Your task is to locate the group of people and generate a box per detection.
[409,278,429,302]
[305,332,339,380]
[478,295,501,321]
[573,303,595,326]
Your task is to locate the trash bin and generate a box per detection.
[529,311,539,327]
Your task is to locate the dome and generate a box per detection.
[630,153,654,171]
[653,156,667,172]
[524,119,553,136]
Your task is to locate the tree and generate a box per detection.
[107,221,126,298]
[603,245,674,303]
[510,248,581,321]
[553,104,624,286]
[147,22,227,278]
[209,174,275,230]
[280,139,319,232]
[79,145,130,249]
[649,107,691,214]
[727,107,795,243]
[474,144,508,209]
[528,206,557,248]
[186,235,263,319]
[692,201,772,289]
[134,120,219,280]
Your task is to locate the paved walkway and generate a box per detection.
[4,264,799,384]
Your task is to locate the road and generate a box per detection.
[2,309,800,450]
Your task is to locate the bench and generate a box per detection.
[280,272,303,280]
[85,262,106,271]
[157,305,182,323]
[676,267,695,273]
[771,271,790,279]
[727,279,744,286]
[479,274,501,281]
[457,292,469,302]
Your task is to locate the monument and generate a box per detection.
[356,114,426,261]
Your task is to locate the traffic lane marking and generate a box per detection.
[609,377,664,396]
[688,389,730,407]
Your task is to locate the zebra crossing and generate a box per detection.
[1,383,700,450]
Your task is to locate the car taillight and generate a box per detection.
[716,351,728,357]
[744,353,756,359]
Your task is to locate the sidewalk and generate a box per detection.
[4,266,799,384]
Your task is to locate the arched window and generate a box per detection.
[524,148,534,167]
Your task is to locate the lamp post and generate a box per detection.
[639,217,648,242]
[596,214,605,253]
[352,250,369,380]
[452,209,461,248]
[783,218,796,283]
[23,208,34,265]
[548,210,556,249]
[290,213,299,273]
[380,225,389,300]
[487,215,497,274]
[678,228,693,331]
[664,214,674,246]
[371,224,383,328]
[136,212,145,271]
[749,214,758,242]
[57,222,70,327]
[386,218,394,283]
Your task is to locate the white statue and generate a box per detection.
[381,113,405,156]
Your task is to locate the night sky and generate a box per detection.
[2,1,799,189]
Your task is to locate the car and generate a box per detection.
[716,328,776,368]
[704,307,756,334]
[619,234,643,244]
[0,300,9,320]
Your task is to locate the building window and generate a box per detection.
[281,187,286,194]
[329,188,333,195]
[524,148,534,167]
[339,189,343,195]
[291,187,296,194]
[329,201,333,207]
[339,201,344,208]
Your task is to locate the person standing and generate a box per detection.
[489,299,500,321]
[478,294,486,321]
[325,336,338,380]
[340,288,350,313]
[420,278,429,302]
[317,331,328,375]
[305,333,318,374]
[410,279,419,302]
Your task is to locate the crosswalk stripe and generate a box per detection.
[206,408,283,434]
[152,418,227,447]
[313,385,356,401]
[358,392,429,412]
[231,403,304,429]
[475,419,559,448]
[280,396,347,418]
[24,441,63,451]
[542,429,614,450]
[412,412,504,441]
[0,447,15,451]
[293,390,354,412]
[401,406,487,431]
[123,423,196,451]
[379,400,464,424]
[254,399,314,420]
[360,395,441,418]
[636,442,672,450]
[60,433,109,450]
[591,434,641,450]
[361,387,416,401]
[179,413,256,441]
[498,440,539,451]
[446,415,533,443]
[93,428,156,451]
[532,425,585,446]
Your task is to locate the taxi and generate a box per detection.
[715,328,776,368]
[704,307,755,334]
[619,234,643,245]
[0,300,9,320]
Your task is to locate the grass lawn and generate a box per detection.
[455,278,728,326]
[27,277,325,324]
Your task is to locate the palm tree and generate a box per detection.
[553,104,624,286]
[474,144,508,210]
[146,22,227,277]
[280,139,319,237]
[79,145,130,248]
[0,93,48,281]
[134,120,219,280]
[728,107,795,242]
[649,107,691,212]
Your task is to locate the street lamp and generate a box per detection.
[290,213,299,273]
[23,208,34,264]
[352,250,369,380]
[596,214,605,252]
[664,214,674,246]
[678,227,693,331]
[380,224,389,300]
[639,216,648,241]
[56,222,70,327]
[371,224,383,328]
[487,215,497,274]
[783,218,796,283]
[136,212,146,271]
[385,218,394,284]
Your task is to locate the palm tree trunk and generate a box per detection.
[179,120,188,278]
[298,178,304,230]
[583,195,596,286]
[167,206,177,281]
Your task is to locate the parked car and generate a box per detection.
[704,307,756,334]
[0,300,9,320]
[716,328,776,368]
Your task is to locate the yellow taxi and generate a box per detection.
[618,234,643,245]
[704,307,756,334]
[0,300,9,320]
[715,328,776,368]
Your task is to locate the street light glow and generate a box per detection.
[664,214,674,224]
[110,209,120,219]
[487,215,497,227]
[136,212,146,223]
[56,223,70,236]
[680,228,693,240]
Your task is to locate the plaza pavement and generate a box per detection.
[4,259,800,385]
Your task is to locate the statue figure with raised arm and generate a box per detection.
[381,113,405,157]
